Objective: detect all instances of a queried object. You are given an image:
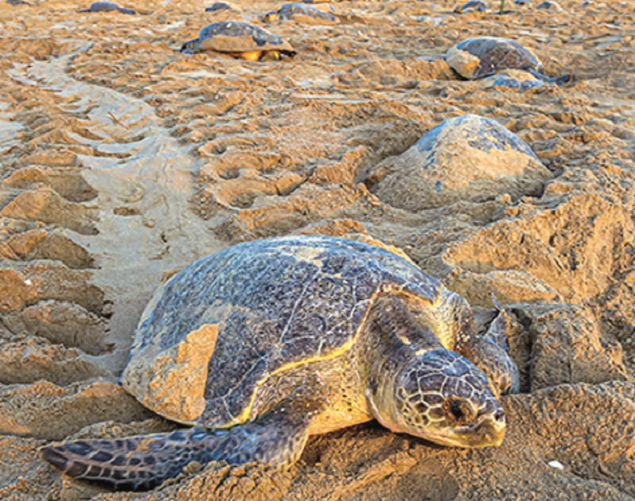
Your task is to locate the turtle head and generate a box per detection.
[180,38,200,54]
[367,348,506,448]
[262,10,280,22]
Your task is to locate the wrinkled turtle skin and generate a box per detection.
[263,2,338,24]
[446,36,570,84]
[40,235,518,491]
[181,21,296,60]
[78,1,135,14]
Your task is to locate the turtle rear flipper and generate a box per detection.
[40,407,310,491]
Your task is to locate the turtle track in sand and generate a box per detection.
[3,0,635,499]
[4,43,223,375]
[0,41,223,472]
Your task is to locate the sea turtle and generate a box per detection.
[40,235,519,491]
[181,21,296,61]
[454,0,489,13]
[367,114,551,211]
[205,2,232,12]
[536,0,563,10]
[263,2,338,24]
[78,1,136,14]
[446,37,570,84]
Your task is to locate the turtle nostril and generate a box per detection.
[443,398,474,424]
[494,409,505,422]
[450,400,465,421]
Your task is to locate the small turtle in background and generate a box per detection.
[7,0,32,5]
[78,1,136,13]
[454,0,489,13]
[446,37,570,85]
[39,235,518,491]
[181,21,296,61]
[536,0,563,10]
[205,2,232,12]
[263,2,338,24]
[514,0,531,4]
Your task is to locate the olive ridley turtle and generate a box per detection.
[41,235,519,491]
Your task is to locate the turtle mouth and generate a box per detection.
[414,414,506,448]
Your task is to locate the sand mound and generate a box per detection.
[1,0,635,498]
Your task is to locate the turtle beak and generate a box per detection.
[420,414,506,448]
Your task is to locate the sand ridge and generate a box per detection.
[1,0,635,498]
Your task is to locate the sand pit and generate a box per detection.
[1,0,635,498]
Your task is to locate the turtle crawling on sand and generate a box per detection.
[205,2,232,12]
[263,2,338,24]
[181,20,296,61]
[454,0,489,13]
[78,1,135,14]
[40,235,519,491]
[446,37,570,84]
[536,0,563,10]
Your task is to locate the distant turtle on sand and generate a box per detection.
[78,1,136,13]
[483,69,545,90]
[446,37,570,84]
[367,114,551,211]
[7,0,32,5]
[205,2,232,12]
[263,2,338,24]
[40,235,519,491]
[536,0,563,10]
[454,0,489,13]
[181,21,296,61]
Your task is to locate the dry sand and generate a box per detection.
[1,0,635,498]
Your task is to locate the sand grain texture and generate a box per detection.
[1,0,635,498]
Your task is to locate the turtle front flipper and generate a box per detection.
[458,303,520,396]
[40,407,310,491]
[523,66,571,85]
[180,38,200,54]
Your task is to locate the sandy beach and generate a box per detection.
[1,0,635,498]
